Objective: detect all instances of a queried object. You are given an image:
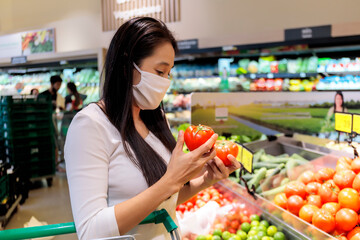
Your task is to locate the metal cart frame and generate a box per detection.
[0,209,180,240]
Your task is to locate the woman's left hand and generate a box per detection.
[200,154,241,188]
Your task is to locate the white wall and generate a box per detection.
[1,0,360,55]
[0,0,103,53]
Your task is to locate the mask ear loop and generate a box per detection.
[133,63,142,73]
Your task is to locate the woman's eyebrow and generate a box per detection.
[156,62,174,68]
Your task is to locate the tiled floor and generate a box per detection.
[4,172,77,240]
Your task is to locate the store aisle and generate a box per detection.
[5,173,77,240]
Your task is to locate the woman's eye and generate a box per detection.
[156,70,164,76]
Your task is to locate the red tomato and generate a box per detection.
[351,233,360,240]
[306,182,322,195]
[214,140,239,166]
[319,180,340,203]
[315,168,335,183]
[351,158,360,174]
[338,188,360,212]
[228,228,237,234]
[348,227,360,240]
[284,181,307,199]
[336,236,348,240]
[307,195,322,208]
[337,163,352,172]
[177,204,186,213]
[332,228,347,238]
[184,125,215,151]
[338,156,353,165]
[299,204,319,223]
[333,170,356,189]
[230,220,240,229]
[274,193,288,209]
[299,171,315,185]
[336,208,358,231]
[226,210,239,221]
[353,173,360,191]
[287,195,305,215]
[312,209,336,233]
[240,215,250,223]
[322,202,341,216]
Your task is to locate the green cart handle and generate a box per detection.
[0,209,178,240]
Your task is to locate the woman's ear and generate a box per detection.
[132,66,141,85]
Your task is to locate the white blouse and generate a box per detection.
[65,104,178,240]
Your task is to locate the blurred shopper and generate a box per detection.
[65,17,240,240]
[30,88,39,97]
[38,75,64,169]
[38,75,63,110]
[65,82,83,111]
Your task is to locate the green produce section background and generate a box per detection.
[191,92,360,140]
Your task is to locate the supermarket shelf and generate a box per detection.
[240,72,318,79]
[172,73,318,80]
[319,71,360,76]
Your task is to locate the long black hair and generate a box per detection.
[67,82,81,107]
[102,17,177,187]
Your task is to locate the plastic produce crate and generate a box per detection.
[4,136,54,149]
[0,175,9,203]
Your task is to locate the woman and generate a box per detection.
[65,17,240,240]
[321,91,348,137]
[30,88,39,97]
[65,82,83,111]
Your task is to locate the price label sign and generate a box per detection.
[335,112,353,133]
[353,114,360,135]
[236,144,254,173]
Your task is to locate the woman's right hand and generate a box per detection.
[163,130,218,192]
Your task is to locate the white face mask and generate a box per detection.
[132,63,171,110]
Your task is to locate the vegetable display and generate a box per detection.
[232,149,309,195]
[272,156,360,239]
[178,187,287,240]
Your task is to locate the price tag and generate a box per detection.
[335,112,353,133]
[353,114,360,135]
[236,144,254,173]
[250,74,256,79]
[300,73,306,78]
[267,73,274,79]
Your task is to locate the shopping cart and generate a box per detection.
[0,208,180,240]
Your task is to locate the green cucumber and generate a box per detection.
[260,185,286,197]
[285,159,298,173]
[253,162,279,169]
[256,163,285,193]
[248,167,267,189]
[262,157,289,164]
[242,174,253,181]
[253,149,265,163]
[291,153,308,162]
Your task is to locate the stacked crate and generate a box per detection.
[0,96,55,184]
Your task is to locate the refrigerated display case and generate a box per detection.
[180,179,336,239]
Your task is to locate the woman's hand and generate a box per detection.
[200,155,241,188]
[163,130,218,192]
